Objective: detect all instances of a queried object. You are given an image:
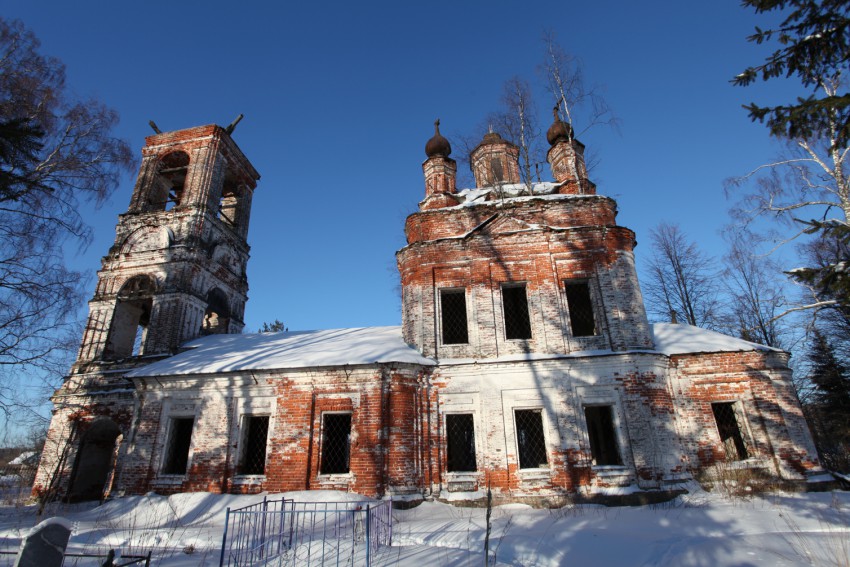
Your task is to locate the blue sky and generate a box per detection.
[3,1,798,335]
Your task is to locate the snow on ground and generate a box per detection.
[0,486,848,566]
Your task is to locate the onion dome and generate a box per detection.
[425,119,451,158]
[480,131,505,145]
[546,105,573,145]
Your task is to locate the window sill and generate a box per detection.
[516,468,550,481]
[592,465,628,473]
[445,471,478,480]
[152,475,186,486]
[232,475,266,484]
[317,473,353,480]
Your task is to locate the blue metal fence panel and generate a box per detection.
[220,499,392,567]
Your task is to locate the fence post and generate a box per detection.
[259,496,268,561]
[218,507,231,567]
[366,504,372,567]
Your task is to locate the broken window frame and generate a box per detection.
[236,415,270,476]
[514,408,549,469]
[502,283,532,341]
[564,279,598,337]
[319,412,352,475]
[439,288,469,345]
[584,405,623,466]
[711,401,750,461]
[161,416,195,475]
[445,413,477,473]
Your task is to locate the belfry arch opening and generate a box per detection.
[149,151,189,212]
[202,288,230,335]
[67,418,121,502]
[104,275,156,359]
[218,171,242,230]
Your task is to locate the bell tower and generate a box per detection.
[73,123,260,372]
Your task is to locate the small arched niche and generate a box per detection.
[147,151,189,212]
[104,275,156,359]
[201,287,230,335]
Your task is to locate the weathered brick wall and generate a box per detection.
[118,364,426,499]
[33,376,135,499]
[398,195,652,358]
[428,354,687,501]
[668,350,820,478]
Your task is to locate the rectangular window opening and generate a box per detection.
[712,402,749,461]
[502,283,532,340]
[320,413,352,474]
[565,280,597,337]
[584,405,622,466]
[162,417,194,475]
[515,409,548,469]
[238,415,270,475]
[446,414,477,472]
[440,289,469,345]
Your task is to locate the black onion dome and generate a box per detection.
[425,119,451,158]
[546,105,573,145]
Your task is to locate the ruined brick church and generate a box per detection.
[33,112,823,505]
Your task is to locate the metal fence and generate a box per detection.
[219,498,393,567]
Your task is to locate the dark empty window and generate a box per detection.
[515,409,548,469]
[712,402,749,461]
[584,406,622,466]
[440,289,468,344]
[162,417,194,475]
[446,414,477,472]
[565,280,597,337]
[503,284,532,340]
[238,415,269,475]
[321,413,351,474]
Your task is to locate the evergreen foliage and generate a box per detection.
[734,0,850,149]
[788,218,850,309]
[260,319,287,333]
[805,329,850,470]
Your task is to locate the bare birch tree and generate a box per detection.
[0,18,134,426]
[728,77,850,319]
[643,223,726,330]
[487,77,542,188]
[722,231,791,348]
[540,30,618,140]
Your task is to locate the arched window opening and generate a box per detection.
[66,418,121,502]
[104,275,156,359]
[148,151,189,212]
[218,172,242,229]
[202,288,230,335]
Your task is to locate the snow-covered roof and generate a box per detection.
[126,326,434,378]
[649,323,779,356]
[126,323,776,379]
[8,452,37,466]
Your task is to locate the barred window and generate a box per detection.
[515,409,548,469]
[238,415,269,475]
[565,280,597,337]
[320,413,352,474]
[162,417,194,475]
[440,289,469,344]
[584,406,622,466]
[502,283,532,340]
[712,402,749,461]
[446,414,477,472]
